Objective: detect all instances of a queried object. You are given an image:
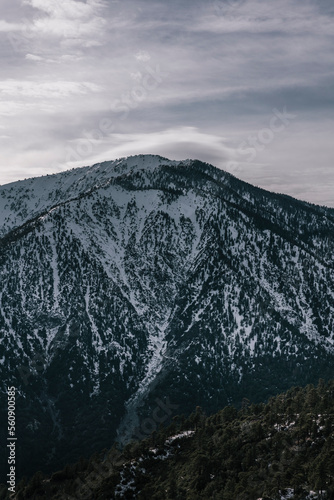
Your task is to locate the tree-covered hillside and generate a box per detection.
[4,380,333,500]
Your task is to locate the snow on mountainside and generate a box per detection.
[0,155,333,479]
[0,156,190,236]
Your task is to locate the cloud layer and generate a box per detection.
[0,0,333,206]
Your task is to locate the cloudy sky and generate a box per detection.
[0,0,333,206]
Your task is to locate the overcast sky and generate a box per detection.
[0,0,333,206]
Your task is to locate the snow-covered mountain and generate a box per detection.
[0,155,333,478]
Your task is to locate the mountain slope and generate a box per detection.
[0,155,333,479]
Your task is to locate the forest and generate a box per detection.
[2,379,333,500]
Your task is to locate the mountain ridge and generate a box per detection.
[1,154,333,239]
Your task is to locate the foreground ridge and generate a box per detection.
[6,380,334,500]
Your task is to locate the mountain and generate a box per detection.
[0,155,333,480]
[5,380,334,500]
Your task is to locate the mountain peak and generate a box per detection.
[0,156,212,236]
[0,154,333,479]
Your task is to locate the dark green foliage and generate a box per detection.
[8,380,334,500]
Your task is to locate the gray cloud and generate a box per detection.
[0,0,333,206]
